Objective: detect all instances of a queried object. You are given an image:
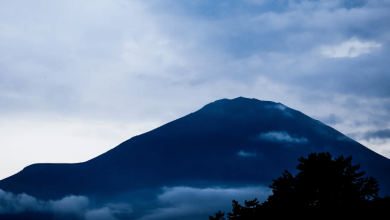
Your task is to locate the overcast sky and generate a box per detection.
[1,0,390,180]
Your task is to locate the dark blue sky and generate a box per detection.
[0,0,389,180]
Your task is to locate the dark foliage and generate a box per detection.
[209,152,390,219]
[264,152,379,206]
[209,210,226,220]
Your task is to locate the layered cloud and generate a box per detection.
[0,186,271,220]
[0,189,132,220]
[137,186,271,220]
[259,131,308,143]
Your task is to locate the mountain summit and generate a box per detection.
[1,97,389,205]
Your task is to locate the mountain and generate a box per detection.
[0,97,389,218]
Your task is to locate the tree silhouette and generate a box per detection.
[209,152,385,219]
[209,210,225,220]
[226,198,260,220]
[263,152,379,207]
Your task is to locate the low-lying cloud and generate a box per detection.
[137,186,271,220]
[271,103,287,111]
[0,189,44,214]
[0,189,132,220]
[259,131,308,143]
[49,195,89,217]
[265,104,292,117]
[237,150,257,157]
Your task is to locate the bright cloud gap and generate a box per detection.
[320,38,382,58]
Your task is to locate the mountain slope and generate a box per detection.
[1,97,389,202]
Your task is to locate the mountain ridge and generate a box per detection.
[1,97,389,203]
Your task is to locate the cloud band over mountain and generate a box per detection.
[259,131,308,143]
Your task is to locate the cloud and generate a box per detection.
[84,207,117,220]
[264,103,293,117]
[363,129,390,141]
[316,113,343,125]
[0,189,44,214]
[320,38,382,58]
[237,150,257,157]
[264,103,286,111]
[243,0,265,5]
[103,203,133,215]
[1,0,390,181]
[137,186,271,220]
[0,189,132,220]
[274,104,287,111]
[49,195,89,217]
[259,131,308,143]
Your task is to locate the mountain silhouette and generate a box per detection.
[1,97,389,206]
